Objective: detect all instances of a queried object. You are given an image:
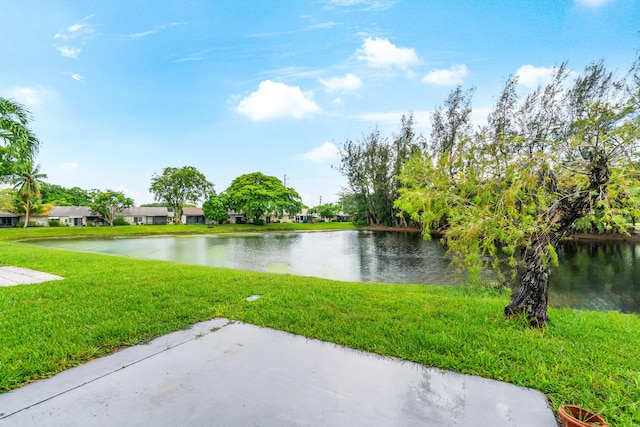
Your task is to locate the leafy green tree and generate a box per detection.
[12,162,47,227]
[339,113,423,226]
[310,203,340,221]
[202,193,230,224]
[40,184,92,206]
[0,188,15,211]
[397,57,640,326]
[1,98,40,180]
[89,190,133,227]
[149,166,214,224]
[224,172,302,224]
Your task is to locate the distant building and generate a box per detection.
[119,207,172,225]
[0,212,20,228]
[181,207,207,224]
[40,206,105,227]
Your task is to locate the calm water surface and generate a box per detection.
[27,230,639,313]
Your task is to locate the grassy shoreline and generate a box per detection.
[1,224,638,425]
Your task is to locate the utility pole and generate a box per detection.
[319,195,322,206]
[283,174,287,187]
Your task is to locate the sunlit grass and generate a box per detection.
[0,225,638,425]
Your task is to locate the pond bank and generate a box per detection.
[366,225,640,243]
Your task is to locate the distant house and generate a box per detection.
[119,207,171,225]
[45,206,105,227]
[227,210,246,224]
[0,212,20,228]
[295,208,312,223]
[336,211,351,222]
[181,207,206,224]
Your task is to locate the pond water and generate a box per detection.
[26,230,639,313]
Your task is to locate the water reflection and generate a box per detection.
[550,241,640,313]
[25,230,639,313]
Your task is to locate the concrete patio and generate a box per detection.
[0,318,558,426]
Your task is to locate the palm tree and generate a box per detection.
[1,98,41,181]
[13,162,47,227]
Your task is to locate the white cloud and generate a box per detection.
[54,15,96,59]
[354,111,431,130]
[573,0,613,7]
[236,80,320,121]
[356,37,420,70]
[328,0,396,10]
[298,142,340,163]
[59,162,79,170]
[56,46,81,59]
[515,65,556,90]
[69,73,84,81]
[320,73,362,93]
[422,64,469,86]
[9,86,54,110]
[127,22,187,40]
[54,15,96,41]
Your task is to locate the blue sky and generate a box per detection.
[2,0,639,206]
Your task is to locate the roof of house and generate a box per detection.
[0,211,20,218]
[120,207,171,217]
[48,206,93,217]
[182,207,203,216]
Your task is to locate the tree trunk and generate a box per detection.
[505,152,611,326]
[504,233,553,326]
[23,199,30,228]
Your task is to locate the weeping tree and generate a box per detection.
[397,57,640,326]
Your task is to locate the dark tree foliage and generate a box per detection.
[338,113,423,227]
[40,184,92,206]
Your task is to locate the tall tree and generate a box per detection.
[397,57,640,326]
[0,98,40,180]
[12,162,47,227]
[223,172,302,224]
[149,166,214,224]
[339,114,423,226]
[89,190,133,227]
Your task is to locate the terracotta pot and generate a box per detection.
[558,405,608,427]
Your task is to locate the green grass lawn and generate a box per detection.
[1,224,638,425]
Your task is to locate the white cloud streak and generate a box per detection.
[54,15,96,59]
[127,22,187,40]
[356,37,420,70]
[422,64,469,85]
[56,46,81,59]
[320,73,362,93]
[573,0,613,7]
[54,15,96,41]
[328,0,397,10]
[236,80,320,121]
[298,142,340,163]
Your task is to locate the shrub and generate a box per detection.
[113,217,130,226]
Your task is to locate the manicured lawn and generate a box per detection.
[1,224,638,425]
